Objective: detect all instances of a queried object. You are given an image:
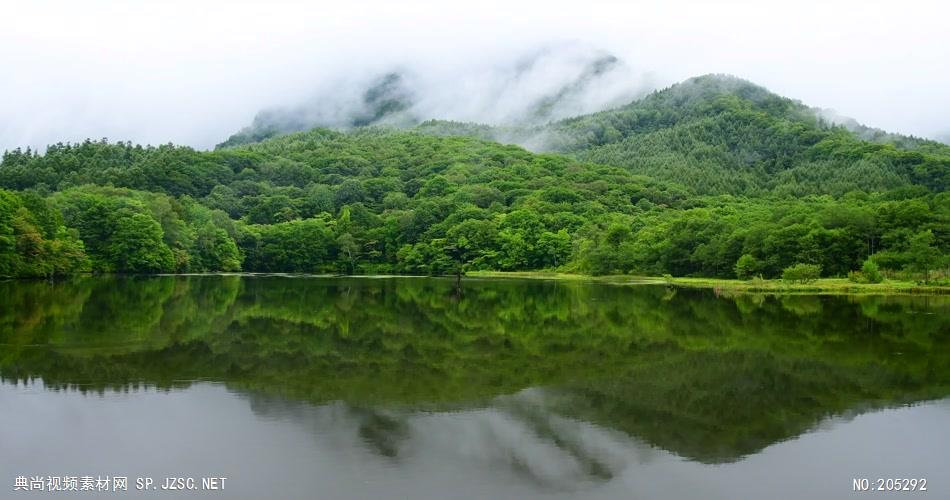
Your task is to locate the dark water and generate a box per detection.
[1,276,948,499]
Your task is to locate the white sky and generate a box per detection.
[1,0,948,152]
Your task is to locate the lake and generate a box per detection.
[1,275,948,499]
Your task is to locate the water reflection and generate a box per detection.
[3,379,947,500]
[241,388,647,491]
[1,275,949,469]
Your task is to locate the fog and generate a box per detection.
[1,0,948,152]
[217,43,654,148]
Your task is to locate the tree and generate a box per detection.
[538,230,571,268]
[782,263,821,284]
[336,233,359,274]
[734,254,762,280]
[497,210,546,270]
[194,225,243,271]
[109,210,175,273]
[445,219,499,270]
[335,180,366,207]
[906,230,940,282]
[0,189,91,278]
[0,192,17,275]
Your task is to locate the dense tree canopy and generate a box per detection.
[547,75,950,196]
[1,75,947,281]
[421,75,950,196]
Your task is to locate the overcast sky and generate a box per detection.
[1,0,948,152]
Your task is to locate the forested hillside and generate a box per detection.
[422,75,950,196]
[1,76,948,281]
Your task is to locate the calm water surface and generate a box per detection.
[1,276,948,499]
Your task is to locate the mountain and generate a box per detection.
[2,74,948,280]
[220,58,950,197]
[812,108,944,149]
[216,44,648,149]
[421,75,950,196]
[217,72,418,148]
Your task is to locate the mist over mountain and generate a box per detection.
[217,44,651,148]
[813,108,949,149]
[416,74,950,195]
[3,48,948,281]
[222,54,949,184]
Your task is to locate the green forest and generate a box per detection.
[1,75,948,281]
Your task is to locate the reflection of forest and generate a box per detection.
[1,276,949,463]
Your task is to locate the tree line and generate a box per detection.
[1,124,947,281]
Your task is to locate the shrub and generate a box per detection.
[861,258,883,284]
[782,263,821,284]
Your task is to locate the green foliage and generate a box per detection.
[46,186,242,273]
[0,189,91,278]
[542,75,950,196]
[108,210,175,273]
[734,254,762,280]
[1,80,948,279]
[421,76,950,197]
[239,217,333,273]
[782,263,822,284]
[861,258,883,283]
[0,140,236,196]
[906,230,941,282]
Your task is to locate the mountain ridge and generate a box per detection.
[1,75,947,280]
[414,74,950,196]
[216,45,647,149]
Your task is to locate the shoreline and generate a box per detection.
[464,271,950,295]
[4,271,949,295]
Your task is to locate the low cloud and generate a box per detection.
[1,0,948,152]
[222,43,654,147]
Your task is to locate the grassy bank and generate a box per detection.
[465,271,950,295]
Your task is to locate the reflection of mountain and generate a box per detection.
[239,388,645,490]
[1,276,949,463]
